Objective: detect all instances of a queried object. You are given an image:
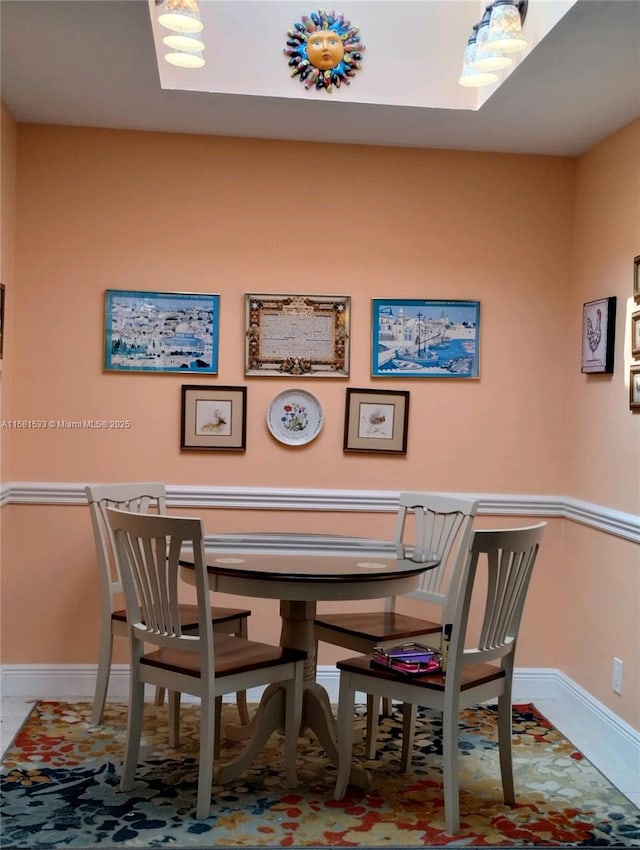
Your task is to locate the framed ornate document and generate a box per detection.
[245,294,350,377]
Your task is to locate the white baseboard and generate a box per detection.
[2,662,638,785]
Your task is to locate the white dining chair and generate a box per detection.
[314,493,478,754]
[107,507,305,819]
[85,482,251,727]
[333,522,547,836]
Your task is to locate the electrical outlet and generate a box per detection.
[613,657,623,694]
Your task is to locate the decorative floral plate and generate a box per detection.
[266,389,323,446]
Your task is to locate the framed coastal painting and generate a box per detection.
[104,290,219,374]
[371,299,480,378]
[245,293,350,377]
[181,385,247,451]
[581,296,616,374]
[343,388,410,454]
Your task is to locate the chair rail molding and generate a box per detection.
[0,482,639,543]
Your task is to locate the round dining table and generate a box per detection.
[180,539,440,786]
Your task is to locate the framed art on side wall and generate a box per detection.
[632,312,640,358]
[344,388,410,454]
[371,299,480,378]
[630,367,640,411]
[581,296,616,374]
[181,385,247,451]
[104,290,220,374]
[634,255,640,303]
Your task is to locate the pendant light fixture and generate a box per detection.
[156,0,203,35]
[156,0,205,68]
[486,0,528,53]
[458,26,499,88]
[162,31,205,53]
[458,0,528,88]
[473,7,513,72]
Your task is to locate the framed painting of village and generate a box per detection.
[104,290,219,374]
[371,299,480,378]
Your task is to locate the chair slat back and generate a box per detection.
[106,508,213,659]
[85,483,166,608]
[395,493,478,605]
[446,523,546,671]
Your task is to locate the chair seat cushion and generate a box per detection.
[337,653,505,691]
[314,611,441,643]
[141,633,306,678]
[112,604,250,627]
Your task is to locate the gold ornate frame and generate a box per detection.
[245,294,350,377]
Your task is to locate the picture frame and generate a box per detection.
[181,385,247,451]
[245,294,350,377]
[632,312,640,358]
[581,296,616,374]
[104,290,219,374]
[634,255,640,303]
[371,299,480,378]
[0,283,5,360]
[630,367,640,411]
[343,388,410,454]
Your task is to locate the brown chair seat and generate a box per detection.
[314,611,441,643]
[112,604,251,628]
[142,634,306,677]
[337,652,505,692]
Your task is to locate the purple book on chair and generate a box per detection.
[371,643,443,676]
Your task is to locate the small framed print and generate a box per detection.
[632,312,640,358]
[344,388,410,455]
[630,367,640,411]
[634,255,640,303]
[181,385,247,451]
[581,297,616,374]
[105,290,220,374]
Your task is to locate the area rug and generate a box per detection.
[1,701,638,849]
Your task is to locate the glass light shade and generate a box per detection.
[458,33,498,87]
[158,0,203,34]
[474,18,513,71]
[162,31,205,53]
[487,0,527,54]
[165,50,206,68]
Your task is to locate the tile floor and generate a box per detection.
[1,695,638,808]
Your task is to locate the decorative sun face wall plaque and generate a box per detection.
[284,10,364,92]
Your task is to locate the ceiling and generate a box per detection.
[1,0,639,156]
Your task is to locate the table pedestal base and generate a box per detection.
[216,680,371,789]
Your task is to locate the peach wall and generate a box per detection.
[5,127,572,493]
[568,119,640,509]
[1,103,17,446]
[1,121,638,729]
[1,104,17,627]
[553,120,640,723]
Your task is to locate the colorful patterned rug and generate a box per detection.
[1,700,638,848]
